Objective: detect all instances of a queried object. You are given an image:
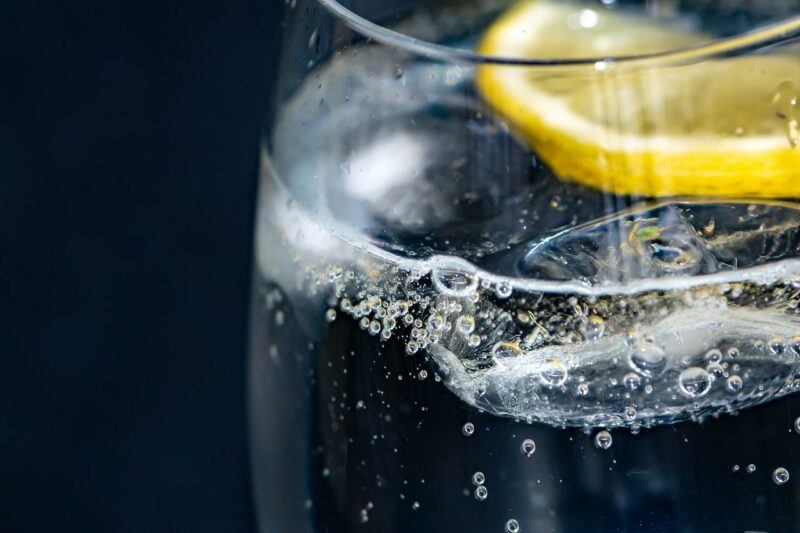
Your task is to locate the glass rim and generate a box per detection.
[317,0,800,66]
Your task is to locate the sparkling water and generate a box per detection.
[250,1,800,530]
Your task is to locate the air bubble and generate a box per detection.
[580,316,605,340]
[406,341,419,355]
[726,375,743,392]
[418,369,428,380]
[622,372,642,391]
[678,367,711,398]
[492,341,522,360]
[506,519,520,533]
[623,406,636,421]
[471,471,485,485]
[456,314,476,335]
[474,485,488,501]
[495,281,513,299]
[520,438,536,457]
[431,266,479,297]
[577,383,589,396]
[594,430,612,450]
[794,416,800,434]
[769,336,786,355]
[325,308,337,322]
[706,362,725,381]
[628,341,667,378]
[368,320,381,335]
[540,359,568,387]
[747,464,756,473]
[462,422,475,436]
[467,334,482,348]
[704,348,722,363]
[773,467,790,485]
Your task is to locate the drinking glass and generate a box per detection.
[250,0,800,530]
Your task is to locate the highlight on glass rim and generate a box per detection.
[250,0,800,530]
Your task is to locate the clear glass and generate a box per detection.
[250,0,800,530]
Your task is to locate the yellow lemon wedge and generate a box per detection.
[476,1,800,197]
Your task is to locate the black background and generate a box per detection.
[2,1,281,530]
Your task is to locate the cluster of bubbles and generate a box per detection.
[277,223,800,430]
[472,471,488,501]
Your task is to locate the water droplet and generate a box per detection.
[506,518,520,533]
[704,348,722,363]
[747,464,756,473]
[678,367,711,398]
[628,341,667,378]
[456,314,476,335]
[594,430,612,450]
[580,316,605,340]
[520,438,536,457]
[325,308,337,322]
[726,375,743,392]
[462,422,475,436]
[474,485,488,501]
[774,467,790,485]
[431,266,479,297]
[622,372,642,391]
[540,359,568,387]
[495,281,513,299]
[471,471,485,486]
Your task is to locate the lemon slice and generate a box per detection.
[476,1,800,197]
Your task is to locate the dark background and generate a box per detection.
[2,1,282,530]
